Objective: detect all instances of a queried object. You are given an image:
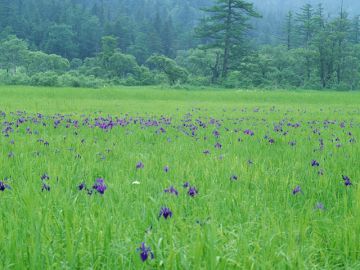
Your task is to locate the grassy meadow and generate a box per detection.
[0,86,359,269]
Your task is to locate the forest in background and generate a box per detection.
[0,0,360,90]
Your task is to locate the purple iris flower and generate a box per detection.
[137,243,154,262]
[93,178,107,194]
[42,183,50,192]
[78,182,86,191]
[292,186,302,195]
[268,138,275,144]
[163,166,169,173]
[159,207,173,219]
[311,160,320,167]
[289,141,296,146]
[230,175,238,181]
[342,175,352,186]
[183,182,190,188]
[244,129,254,136]
[315,202,325,210]
[0,181,11,191]
[136,161,144,169]
[188,186,198,197]
[212,130,220,138]
[164,186,178,196]
[41,173,50,180]
[214,142,222,149]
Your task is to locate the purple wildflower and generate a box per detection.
[268,138,275,144]
[159,207,173,219]
[292,186,302,195]
[78,182,86,191]
[188,186,198,197]
[315,202,325,210]
[136,161,144,169]
[214,142,222,149]
[93,178,107,194]
[183,182,190,188]
[212,130,220,138]
[164,186,178,196]
[244,129,254,136]
[203,150,210,155]
[0,181,11,191]
[41,173,50,181]
[289,141,296,146]
[311,160,320,167]
[42,183,50,192]
[230,175,238,181]
[137,243,154,262]
[163,166,169,173]
[342,175,352,186]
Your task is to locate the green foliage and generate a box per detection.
[1,86,360,268]
[196,0,261,78]
[108,52,139,78]
[0,1,360,90]
[30,71,59,87]
[45,24,77,59]
[146,55,188,85]
[0,35,28,73]
[26,52,70,75]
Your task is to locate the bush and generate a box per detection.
[30,71,58,86]
[58,73,105,88]
[0,69,30,85]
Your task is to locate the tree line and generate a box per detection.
[0,0,359,90]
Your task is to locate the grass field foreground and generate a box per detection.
[0,86,359,269]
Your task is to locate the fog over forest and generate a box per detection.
[253,0,359,14]
[1,0,360,90]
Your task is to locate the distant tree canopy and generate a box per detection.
[0,1,360,90]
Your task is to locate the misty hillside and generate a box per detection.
[1,0,360,90]
[252,0,359,15]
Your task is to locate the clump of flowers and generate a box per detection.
[93,178,107,194]
[78,178,107,195]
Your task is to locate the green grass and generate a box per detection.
[0,85,359,269]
